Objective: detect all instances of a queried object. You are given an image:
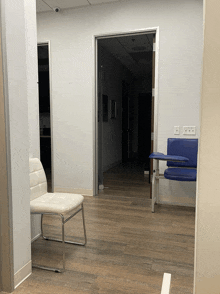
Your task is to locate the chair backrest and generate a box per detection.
[167,138,198,168]
[29,158,47,201]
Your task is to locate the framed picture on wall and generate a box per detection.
[102,94,108,122]
[110,100,116,119]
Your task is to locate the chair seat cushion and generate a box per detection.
[164,168,197,181]
[30,193,84,214]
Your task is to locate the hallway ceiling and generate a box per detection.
[36,0,120,12]
[99,34,153,79]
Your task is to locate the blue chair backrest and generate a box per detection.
[167,138,198,168]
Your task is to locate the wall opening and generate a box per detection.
[97,32,155,196]
[37,44,52,191]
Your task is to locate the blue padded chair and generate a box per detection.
[149,138,198,212]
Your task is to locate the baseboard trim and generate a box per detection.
[31,233,41,243]
[158,199,195,207]
[14,260,32,289]
[54,187,93,196]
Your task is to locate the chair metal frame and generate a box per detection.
[152,159,161,213]
[32,203,87,273]
[150,138,198,213]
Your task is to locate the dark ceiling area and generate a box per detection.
[98,33,154,79]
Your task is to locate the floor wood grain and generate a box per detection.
[7,162,195,294]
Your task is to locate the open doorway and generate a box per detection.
[37,43,52,192]
[96,32,156,197]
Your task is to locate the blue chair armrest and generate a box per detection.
[149,152,189,162]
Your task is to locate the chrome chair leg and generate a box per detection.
[155,160,160,207]
[42,204,87,246]
[152,173,156,213]
[41,213,44,237]
[32,204,86,273]
[152,159,160,213]
[32,214,65,273]
[61,214,65,272]
[81,204,87,246]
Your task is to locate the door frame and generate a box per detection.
[37,41,54,192]
[93,27,160,196]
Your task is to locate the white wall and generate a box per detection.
[1,0,39,287]
[0,21,14,293]
[194,0,220,292]
[26,1,40,161]
[24,0,41,242]
[37,0,203,199]
[1,0,31,279]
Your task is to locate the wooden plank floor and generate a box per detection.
[8,162,195,294]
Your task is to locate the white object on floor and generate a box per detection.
[161,273,171,294]
[99,184,104,190]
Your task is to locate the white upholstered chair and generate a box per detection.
[29,158,87,273]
